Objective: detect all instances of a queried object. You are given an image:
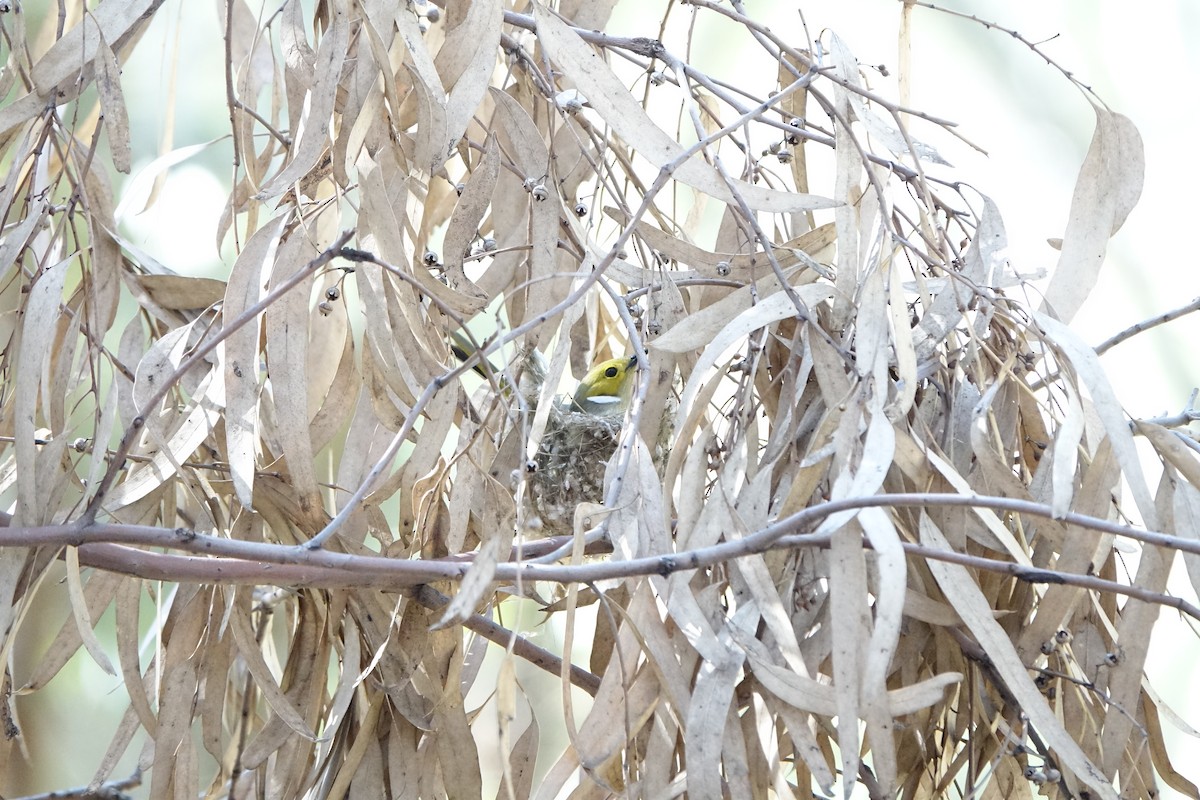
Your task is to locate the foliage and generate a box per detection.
[0,1,1193,798]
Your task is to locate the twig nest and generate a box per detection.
[527,406,624,536]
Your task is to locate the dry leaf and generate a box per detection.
[3,2,1192,798]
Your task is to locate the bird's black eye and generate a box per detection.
[605,366,619,378]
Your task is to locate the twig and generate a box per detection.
[223,0,240,172]
[411,585,601,695]
[887,538,1200,622]
[1095,296,1200,355]
[681,0,960,128]
[1133,389,1200,429]
[11,492,1200,622]
[8,769,142,800]
[68,543,601,695]
[905,1,1100,103]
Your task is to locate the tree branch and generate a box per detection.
[7,491,1197,624]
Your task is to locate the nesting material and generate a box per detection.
[527,405,625,536]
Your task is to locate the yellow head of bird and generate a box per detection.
[570,355,638,415]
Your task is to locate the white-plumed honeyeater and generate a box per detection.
[530,355,639,535]
[450,335,644,535]
[569,355,638,415]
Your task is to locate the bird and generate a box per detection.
[450,332,637,416]
[449,335,642,535]
[568,355,638,415]
[527,354,644,535]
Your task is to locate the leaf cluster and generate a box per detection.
[0,2,1191,799]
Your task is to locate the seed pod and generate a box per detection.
[786,117,803,145]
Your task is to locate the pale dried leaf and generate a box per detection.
[1037,312,1157,528]
[1097,479,1172,778]
[222,217,285,508]
[828,521,869,789]
[92,25,131,174]
[396,4,448,174]
[64,549,117,676]
[440,0,502,165]
[663,284,835,422]
[506,712,541,800]
[1043,109,1144,323]
[14,252,66,525]
[436,476,512,627]
[264,234,322,511]
[1049,378,1085,518]
[857,507,905,792]
[29,0,160,105]
[226,596,317,741]
[257,6,349,199]
[442,132,499,288]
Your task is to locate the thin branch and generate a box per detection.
[906,1,1101,103]
[679,0,960,127]
[411,585,601,696]
[1133,390,1200,429]
[9,769,142,800]
[1095,295,1200,355]
[224,0,241,171]
[10,492,1200,622]
[72,543,601,695]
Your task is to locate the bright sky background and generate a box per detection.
[107,1,1200,795]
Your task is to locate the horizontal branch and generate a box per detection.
[5,492,1198,622]
[74,543,600,696]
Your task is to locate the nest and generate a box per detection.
[526,406,625,535]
